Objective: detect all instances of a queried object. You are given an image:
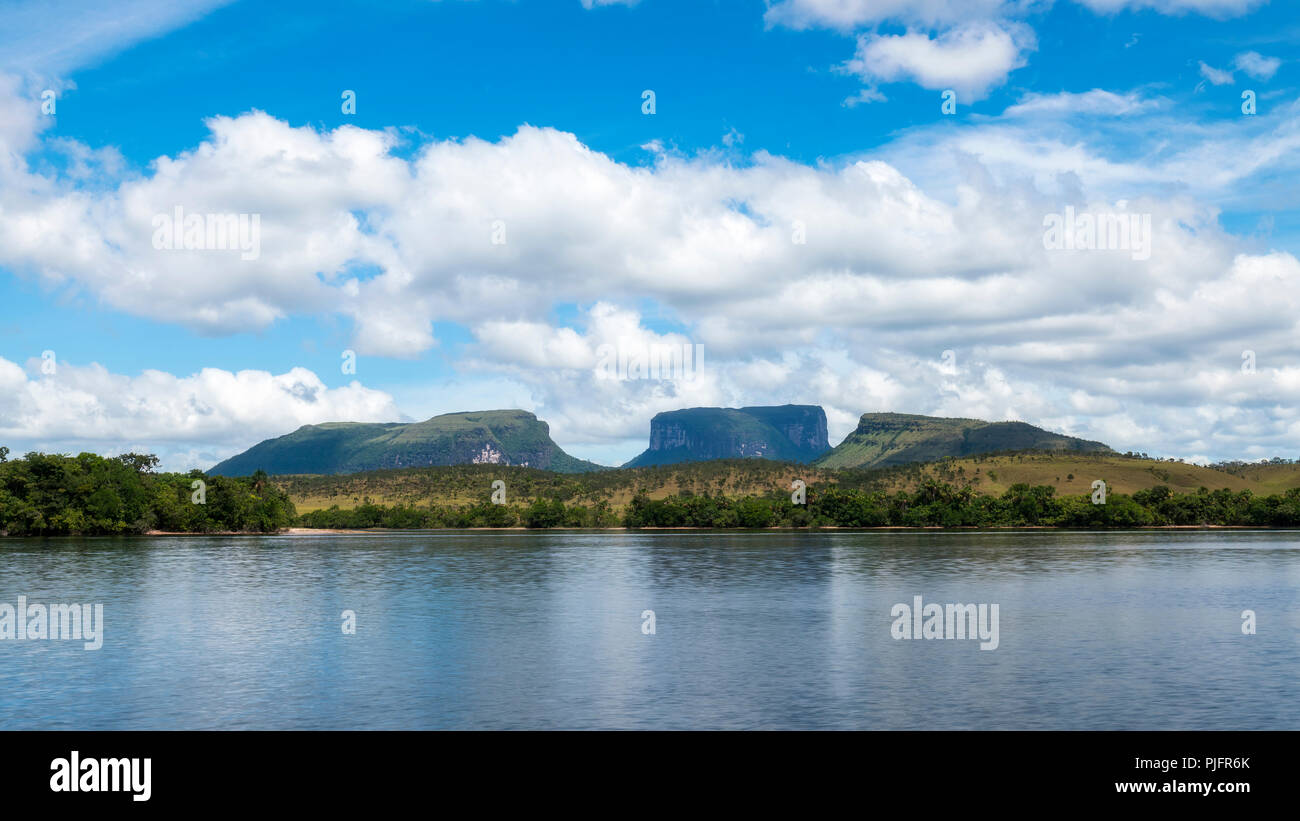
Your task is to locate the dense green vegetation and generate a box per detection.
[0,451,296,535]
[291,478,1300,529]
[631,481,1300,527]
[8,446,1300,534]
[297,498,620,529]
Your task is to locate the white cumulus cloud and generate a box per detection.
[841,22,1036,102]
[0,359,401,471]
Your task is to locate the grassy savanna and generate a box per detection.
[1207,461,1300,495]
[277,460,833,513]
[856,452,1274,496]
[274,450,1300,516]
[9,448,1300,535]
[293,474,1300,530]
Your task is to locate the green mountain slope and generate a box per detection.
[815,412,1111,469]
[623,405,830,467]
[210,410,605,476]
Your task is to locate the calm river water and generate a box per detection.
[1,530,1296,729]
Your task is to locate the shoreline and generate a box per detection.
[287,524,1290,532]
[2,524,1290,538]
[235,524,1300,534]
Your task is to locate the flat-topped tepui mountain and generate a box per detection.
[813,412,1112,470]
[210,410,604,476]
[623,404,831,467]
[211,405,1112,477]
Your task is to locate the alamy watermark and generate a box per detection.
[151,206,261,260]
[891,595,999,650]
[50,752,150,801]
[1043,206,1151,261]
[595,340,705,381]
[0,596,103,650]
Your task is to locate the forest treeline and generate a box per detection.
[7,448,1300,535]
[0,450,296,535]
[297,498,621,529]
[297,479,1300,529]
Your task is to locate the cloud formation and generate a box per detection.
[3,71,1300,463]
[0,357,401,470]
[765,0,1022,31]
[841,22,1036,102]
[0,0,234,74]
[770,0,1271,102]
[1234,50,1282,80]
[1074,0,1265,17]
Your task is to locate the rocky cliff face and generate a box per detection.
[624,405,830,467]
[649,422,690,451]
[740,405,828,453]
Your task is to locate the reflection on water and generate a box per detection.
[1,530,1297,729]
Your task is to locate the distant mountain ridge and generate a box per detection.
[814,412,1112,469]
[623,405,830,467]
[211,406,1112,478]
[209,410,604,476]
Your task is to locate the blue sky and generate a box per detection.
[2,0,1299,468]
